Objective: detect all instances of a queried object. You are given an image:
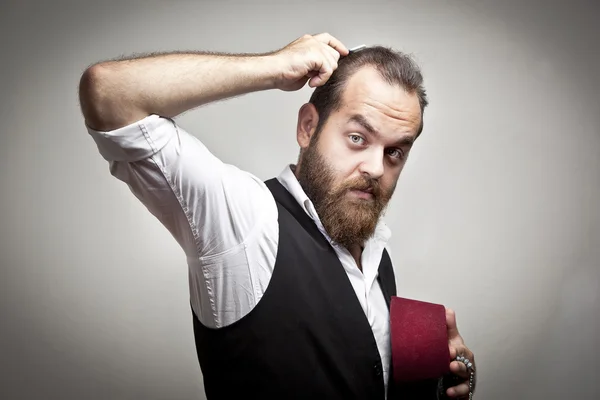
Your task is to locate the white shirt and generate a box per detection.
[87,114,393,391]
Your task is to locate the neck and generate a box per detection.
[348,244,363,272]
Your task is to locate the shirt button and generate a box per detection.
[373,363,382,377]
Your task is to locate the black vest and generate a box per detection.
[192,178,439,399]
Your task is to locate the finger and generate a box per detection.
[310,62,334,87]
[446,381,470,398]
[320,46,338,75]
[322,43,341,63]
[445,307,461,339]
[308,49,336,87]
[452,343,475,366]
[449,345,457,360]
[313,32,349,56]
[321,44,340,73]
[450,360,469,379]
[450,344,476,385]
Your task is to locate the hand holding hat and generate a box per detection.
[390,297,476,399]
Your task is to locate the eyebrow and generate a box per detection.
[348,114,377,134]
[347,114,415,147]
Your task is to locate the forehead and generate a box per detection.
[337,66,422,136]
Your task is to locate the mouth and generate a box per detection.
[349,188,374,200]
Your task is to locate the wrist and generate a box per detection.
[252,53,285,91]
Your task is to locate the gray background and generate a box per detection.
[1,0,599,399]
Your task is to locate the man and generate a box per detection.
[79,33,476,399]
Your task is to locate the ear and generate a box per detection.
[296,103,319,149]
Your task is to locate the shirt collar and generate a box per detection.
[275,164,392,245]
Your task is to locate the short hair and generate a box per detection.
[308,46,428,136]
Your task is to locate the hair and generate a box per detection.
[308,46,428,137]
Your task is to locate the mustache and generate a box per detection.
[343,176,381,196]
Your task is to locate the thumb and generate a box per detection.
[307,71,321,87]
[445,307,460,339]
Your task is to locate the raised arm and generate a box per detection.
[78,33,349,131]
[79,34,349,327]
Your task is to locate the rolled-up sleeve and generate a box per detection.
[87,114,173,162]
[86,114,277,260]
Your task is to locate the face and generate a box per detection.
[296,66,422,249]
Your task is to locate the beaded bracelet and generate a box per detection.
[456,355,476,399]
[437,356,476,399]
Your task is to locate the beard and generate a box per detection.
[296,139,395,250]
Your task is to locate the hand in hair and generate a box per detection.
[271,33,349,92]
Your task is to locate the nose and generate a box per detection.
[358,148,385,180]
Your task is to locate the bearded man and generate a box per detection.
[79,32,476,400]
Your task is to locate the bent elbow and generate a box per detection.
[78,64,109,131]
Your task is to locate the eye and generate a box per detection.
[349,134,365,145]
[386,148,405,160]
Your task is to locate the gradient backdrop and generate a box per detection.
[1,0,599,399]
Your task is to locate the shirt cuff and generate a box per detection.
[86,114,176,162]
